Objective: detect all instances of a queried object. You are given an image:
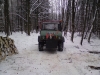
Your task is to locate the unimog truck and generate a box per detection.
[38,21,65,51]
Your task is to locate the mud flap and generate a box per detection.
[46,39,57,48]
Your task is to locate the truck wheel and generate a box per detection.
[38,42,43,51]
[58,42,63,51]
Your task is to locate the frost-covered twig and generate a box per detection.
[30,2,43,15]
[21,7,28,14]
[40,6,49,11]
[30,0,38,11]
[38,12,49,15]
[9,13,27,22]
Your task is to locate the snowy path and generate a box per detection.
[0,32,100,75]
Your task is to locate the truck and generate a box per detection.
[38,21,65,51]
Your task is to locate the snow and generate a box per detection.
[0,32,100,75]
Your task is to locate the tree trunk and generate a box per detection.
[4,0,10,36]
[27,0,30,35]
[80,0,88,45]
[71,0,75,42]
[88,8,98,43]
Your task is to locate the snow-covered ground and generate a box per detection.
[0,32,100,75]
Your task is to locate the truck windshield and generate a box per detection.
[43,23,58,30]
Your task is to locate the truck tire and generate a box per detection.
[38,42,43,51]
[58,42,63,51]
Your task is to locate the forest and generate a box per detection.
[0,0,100,45]
[0,0,100,75]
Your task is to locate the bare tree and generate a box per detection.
[88,0,99,43]
[4,0,10,36]
[71,0,75,42]
[80,0,88,45]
